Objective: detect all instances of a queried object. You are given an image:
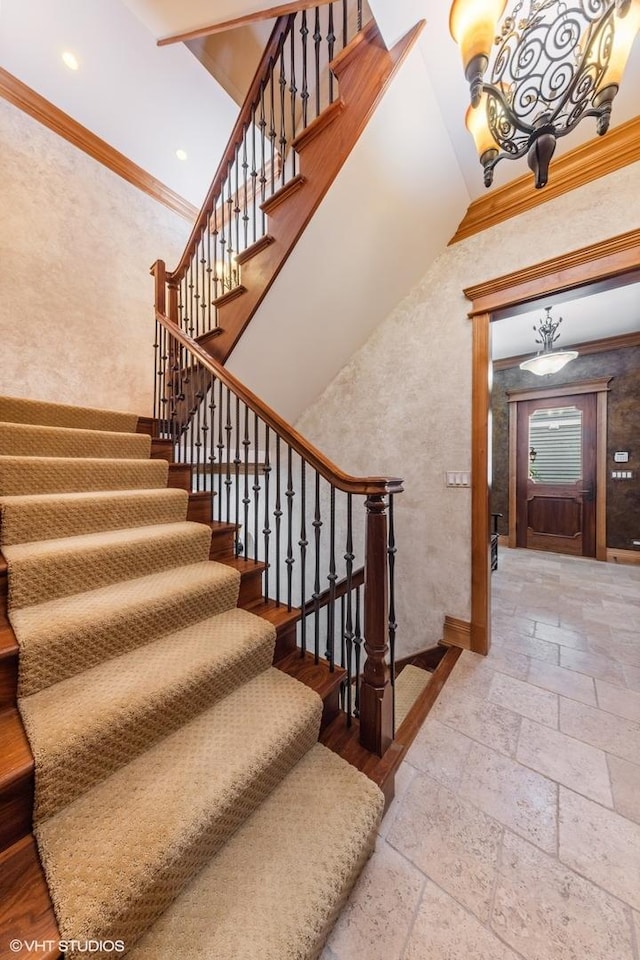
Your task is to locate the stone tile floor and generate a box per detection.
[322,547,640,960]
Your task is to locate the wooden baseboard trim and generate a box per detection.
[0,68,198,223]
[443,615,472,650]
[607,548,640,565]
[450,115,640,245]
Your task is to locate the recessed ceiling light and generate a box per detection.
[62,51,79,71]
[176,149,188,161]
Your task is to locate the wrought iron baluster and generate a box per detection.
[299,459,307,655]
[263,425,271,597]
[178,277,185,334]
[219,179,227,291]
[208,378,217,518]
[289,21,298,176]
[212,205,220,305]
[224,386,232,525]
[242,404,250,558]
[206,223,212,331]
[259,81,267,234]
[269,68,277,195]
[234,395,241,551]
[342,0,347,49]
[253,413,260,564]
[234,146,241,267]
[227,163,235,286]
[328,3,335,103]
[242,125,249,251]
[353,584,362,720]
[187,263,194,337]
[153,317,159,424]
[279,45,287,188]
[216,380,224,522]
[193,360,202,492]
[285,447,295,612]
[326,484,337,669]
[344,493,354,719]
[357,0,362,32]
[274,436,282,604]
[314,7,322,118]
[194,243,201,339]
[301,11,309,129]
[312,471,322,662]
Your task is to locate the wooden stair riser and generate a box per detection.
[0,837,59,960]
[187,491,214,524]
[202,21,424,364]
[150,438,175,462]
[0,710,33,850]
[167,463,192,491]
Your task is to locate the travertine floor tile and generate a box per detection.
[514,605,560,626]
[589,634,640,669]
[402,717,472,791]
[489,672,558,728]
[528,659,596,705]
[377,758,417,840]
[432,689,521,757]
[559,698,640,766]
[516,719,612,806]
[458,742,557,853]
[559,787,640,910]
[596,679,640,722]
[404,881,520,960]
[534,621,589,650]
[484,646,530,680]
[608,755,640,825]
[326,842,424,960]
[388,773,502,922]
[560,646,627,685]
[492,831,636,960]
[493,631,560,664]
[623,663,640,692]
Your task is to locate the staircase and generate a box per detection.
[157,6,424,363]
[0,396,385,958]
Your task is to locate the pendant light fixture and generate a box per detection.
[450,0,640,189]
[519,306,578,375]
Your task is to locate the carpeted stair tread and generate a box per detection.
[0,488,189,545]
[4,521,213,609]
[395,664,432,728]
[128,744,384,960]
[0,456,168,496]
[0,421,151,460]
[21,608,277,820]
[0,395,138,433]
[11,561,241,696]
[37,668,323,950]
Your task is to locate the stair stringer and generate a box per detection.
[208,18,425,364]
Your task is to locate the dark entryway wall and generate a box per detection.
[491,345,640,551]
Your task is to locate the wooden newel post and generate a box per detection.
[150,260,166,316]
[359,494,393,757]
[167,279,180,326]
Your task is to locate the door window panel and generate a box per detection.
[528,406,582,483]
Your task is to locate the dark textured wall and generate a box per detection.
[491,345,640,550]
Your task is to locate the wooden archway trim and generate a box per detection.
[467,228,640,655]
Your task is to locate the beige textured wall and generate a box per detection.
[295,161,640,657]
[0,99,190,416]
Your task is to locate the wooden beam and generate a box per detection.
[450,115,640,245]
[0,68,198,223]
[157,0,334,46]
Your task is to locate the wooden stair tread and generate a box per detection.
[213,551,265,575]
[0,709,33,790]
[260,174,306,215]
[276,650,345,700]
[234,234,275,266]
[245,597,300,628]
[0,836,59,960]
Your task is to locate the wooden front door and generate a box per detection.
[516,393,597,557]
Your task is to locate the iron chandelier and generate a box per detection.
[450,0,640,188]
[519,306,579,375]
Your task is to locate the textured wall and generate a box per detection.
[492,346,640,550]
[295,161,640,656]
[0,99,190,416]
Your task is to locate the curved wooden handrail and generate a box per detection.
[167,14,295,284]
[156,310,404,496]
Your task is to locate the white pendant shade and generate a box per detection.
[519,350,579,376]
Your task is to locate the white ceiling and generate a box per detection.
[492,282,640,359]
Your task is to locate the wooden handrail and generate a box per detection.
[155,308,403,497]
[302,567,365,616]
[167,15,295,284]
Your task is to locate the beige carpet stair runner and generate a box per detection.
[0,395,383,959]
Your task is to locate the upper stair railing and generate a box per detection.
[165,0,367,347]
[151,297,402,757]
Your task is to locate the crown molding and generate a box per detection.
[450,114,640,246]
[0,68,198,223]
[464,227,640,315]
[494,329,640,370]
